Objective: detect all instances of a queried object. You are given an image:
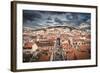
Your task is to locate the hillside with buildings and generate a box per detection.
[23,10,91,62]
[23,25,91,62]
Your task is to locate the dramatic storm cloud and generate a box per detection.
[23,10,91,28]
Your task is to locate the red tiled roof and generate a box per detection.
[79,44,90,52]
[23,42,33,49]
[36,41,54,47]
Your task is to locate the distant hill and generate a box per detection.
[24,22,90,32]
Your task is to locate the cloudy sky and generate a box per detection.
[23,10,91,28]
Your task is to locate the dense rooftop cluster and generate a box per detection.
[23,26,91,62]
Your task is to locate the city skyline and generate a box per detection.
[23,10,91,62]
